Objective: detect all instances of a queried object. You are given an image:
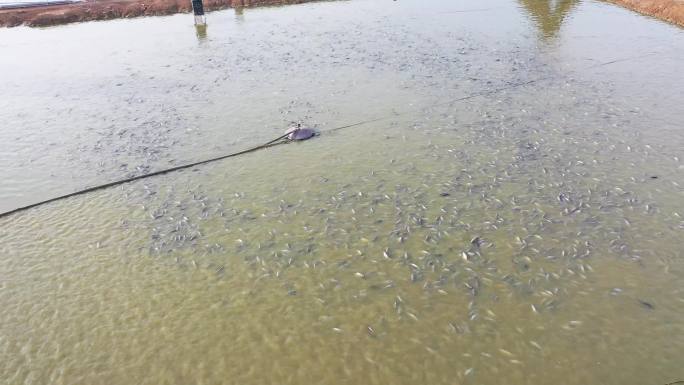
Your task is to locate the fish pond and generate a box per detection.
[1,0,683,384]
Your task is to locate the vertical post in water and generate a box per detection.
[192,0,206,26]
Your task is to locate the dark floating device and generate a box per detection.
[286,124,317,141]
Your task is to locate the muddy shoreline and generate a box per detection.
[1,0,683,29]
[0,0,320,27]
[0,0,684,27]
[608,0,684,28]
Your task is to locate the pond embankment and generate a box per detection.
[2,0,683,29]
[0,0,316,27]
[608,0,684,28]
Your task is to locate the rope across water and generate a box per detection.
[0,52,661,219]
[0,132,291,219]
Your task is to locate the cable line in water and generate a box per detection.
[0,132,291,219]
[0,51,662,219]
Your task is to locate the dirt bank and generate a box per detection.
[3,0,683,29]
[606,0,684,28]
[0,0,317,27]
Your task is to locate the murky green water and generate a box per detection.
[1,1,684,384]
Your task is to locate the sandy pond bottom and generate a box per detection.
[1,1,684,384]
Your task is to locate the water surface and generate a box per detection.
[1,1,683,384]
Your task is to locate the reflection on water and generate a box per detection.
[195,23,208,40]
[1,0,683,384]
[518,0,579,38]
[234,6,245,22]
